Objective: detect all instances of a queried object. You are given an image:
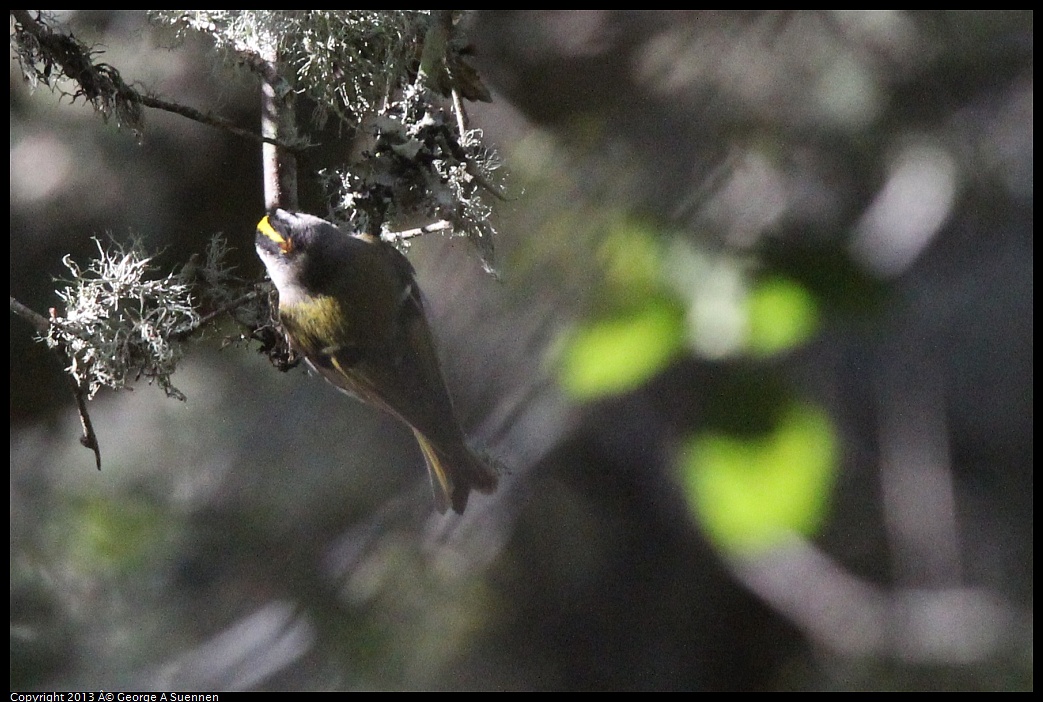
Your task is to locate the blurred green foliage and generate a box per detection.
[557,221,687,399]
[69,494,170,574]
[559,295,686,399]
[747,276,820,357]
[680,402,839,553]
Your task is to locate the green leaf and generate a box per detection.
[746,276,819,356]
[680,402,838,553]
[559,297,685,400]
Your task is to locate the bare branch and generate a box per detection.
[11,295,101,469]
[72,377,102,470]
[174,289,265,341]
[380,220,455,244]
[10,295,51,334]
[259,41,299,210]
[136,93,306,152]
[11,10,302,150]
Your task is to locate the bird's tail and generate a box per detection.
[412,429,498,514]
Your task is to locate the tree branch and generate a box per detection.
[380,219,455,244]
[72,375,102,470]
[173,289,265,341]
[259,40,299,210]
[10,10,303,151]
[9,295,50,333]
[10,295,101,469]
[135,93,306,152]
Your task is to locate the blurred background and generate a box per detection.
[10,10,1032,690]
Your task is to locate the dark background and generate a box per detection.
[10,11,1032,690]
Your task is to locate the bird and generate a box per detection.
[255,208,498,513]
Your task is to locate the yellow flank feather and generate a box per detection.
[413,429,453,514]
[281,296,350,354]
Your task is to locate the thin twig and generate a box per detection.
[135,93,306,152]
[175,288,264,340]
[450,88,468,137]
[11,11,303,152]
[466,160,509,202]
[71,372,102,470]
[10,295,101,469]
[381,219,454,244]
